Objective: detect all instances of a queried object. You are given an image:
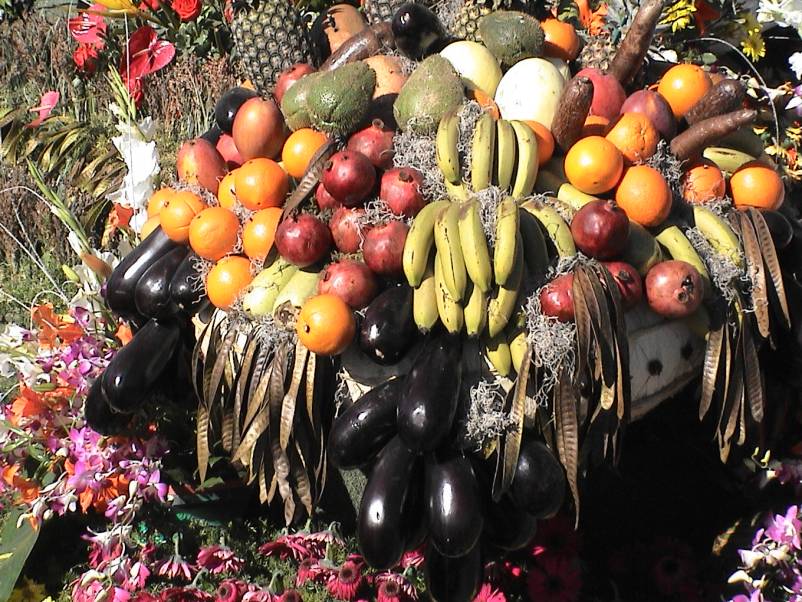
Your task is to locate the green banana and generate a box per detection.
[458,200,493,293]
[520,201,576,258]
[435,203,468,300]
[402,199,450,287]
[655,225,712,296]
[693,205,744,268]
[485,333,512,377]
[518,210,551,278]
[508,327,528,374]
[702,147,755,175]
[471,112,495,191]
[488,233,523,337]
[464,281,488,337]
[495,119,516,191]
[272,267,320,312]
[509,120,539,199]
[413,260,439,333]
[434,253,464,334]
[242,258,298,317]
[621,221,663,276]
[436,109,461,184]
[493,197,519,286]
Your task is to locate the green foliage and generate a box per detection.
[0,508,40,601]
[0,251,67,324]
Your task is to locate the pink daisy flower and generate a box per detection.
[279,590,304,602]
[327,560,364,600]
[526,556,582,602]
[196,544,244,575]
[474,583,507,602]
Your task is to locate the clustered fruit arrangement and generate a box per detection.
[86,0,802,598]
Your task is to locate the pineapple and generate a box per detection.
[363,0,418,24]
[449,0,540,41]
[231,0,317,95]
[577,34,616,71]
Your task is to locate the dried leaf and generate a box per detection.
[282,140,337,219]
[742,318,764,422]
[291,440,314,517]
[233,335,260,449]
[555,367,580,524]
[748,208,791,331]
[305,352,317,427]
[280,343,309,451]
[572,271,592,384]
[233,406,270,466]
[501,343,532,494]
[577,267,615,386]
[738,212,770,339]
[700,323,724,420]
[196,404,210,484]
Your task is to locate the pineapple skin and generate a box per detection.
[450,0,540,41]
[578,34,616,72]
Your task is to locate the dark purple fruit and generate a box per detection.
[134,246,188,319]
[424,541,481,602]
[359,284,416,365]
[509,440,566,519]
[392,3,448,61]
[214,87,258,134]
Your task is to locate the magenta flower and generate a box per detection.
[119,25,175,81]
[217,579,253,602]
[473,583,506,602]
[327,561,364,600]
[158,588,214,602]
[28,91,59,127]
[242,592,276,602]
[765,506,802,550]
[122,560,150,590]
[196,544,244,574]
[156,554,195,581]
[530,514,580,560]
[295,558,331,587]
[278,591,303,602]
[68,3,107,44]
[526,556,582,602]
[400,548,425,569]
[375,573,418,601]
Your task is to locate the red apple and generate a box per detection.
[347,119,396,169]
[570,199,630,259]
[576,67,626,121]
[176,138,227,195]
[232,97,287,160]
[318,259,378,308]
[216,133,243,168]
[275,213,332,267]
[380,168,425,217]
[539,273,574,322]
[645,260,703,318]
[330,206,366,253]
[274,63,316,106]
[315,183,342,211]
[322,150,376,207]
[362,220,408,275]
[620,89,677,139]
[602,261,643,309]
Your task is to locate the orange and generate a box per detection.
[605,112,659,164]
[159,191,207,243]
[282,128,329,179]
[242,207,282,261]
[730,161,785,210]
[296,294,356,356]
[188,206,241,261]
[680,159,725,204]
[147,187,176,217]
[469,89,501,120]
[234,158,290,210]
[582,115,610,138]
[139,215,161,240]
[206,255,253,310]
[564,136,624,195]
[657,64,712,118]
[615,165,672,227]
[218,171,238,209]
[541,18,580,61]
[524,120,555,166]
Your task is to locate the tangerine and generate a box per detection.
[188,206,241,261]
[147,187,176,217]
[605,112,659,164]
[282,128,329,179]
[657,64,712,118]
[615,165,672,227]
[730,161,785,210]
[139,215,161,240]
[159,191,207,243]
[206,255,253,309]
[242,207,283,261]
[582,115,610,138]
[564,136,624,195]
[470,89,501,120]
[234,158,289,210]
[680,159,725,204]
[296,293,356,356]
[541,18,580,61]
[218,171,238,209]
[523,120,555,166]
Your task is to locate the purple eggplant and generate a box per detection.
[84,378,131,434]
[359,284,417,365]
[483,493,539,551]
[509,439,566,519]
[214,87,258,134]
[424,541,482,602]
[170,252,207,314]
[134,246,188,319]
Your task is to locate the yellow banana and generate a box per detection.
[488,233,523,337]
[557,183,598,211]
[464,281,488,337]
[436,109,461,184]
[693,205,744,268]
[655,225,712,296]
[508,327,528,374]
[702,147,755,175]
[493,196,519,286]
[471,112,495,191]
[458,200,493,293]
[520,201,576,258]
[413,260,440,333]
[402,199,450,287]
[518,209,551,278]
[445,179,470,201]
[485,333,512,377]
[621,221,663,276]
[509,120,539,199]
[495,119,516,191]
[272,268,320,313]
[242,259,298,317]
[434,253,464,334]
[434,203,468,300]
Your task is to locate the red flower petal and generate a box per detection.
[68,6,107,44]
[120,25,174,79]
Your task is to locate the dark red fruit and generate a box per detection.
[216,133,243,168]
[602,261,643,309]
[315,183,341,210]
[645,260,703,318]
[318,259,378,308]
[362,221,409,275]
[322,150,376,207]
[347,119,396,169]
[570,199,630,259]
[274,63,316,106]
[380,168,426,217]
[539,273,574,322]
[274,214,333,267]
[330,206,366,253]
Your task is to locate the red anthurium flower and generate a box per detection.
[68,4,107,45]
[119,25,175,81]
[27,91,60,128]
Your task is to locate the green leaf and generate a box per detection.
[0,508,40,601]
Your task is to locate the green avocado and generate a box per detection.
[280,72,323,131]
[478,11,545,68]
[393,55,465,135]
[306,62,377,135]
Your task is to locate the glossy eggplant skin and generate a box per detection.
[509,440,566,519]
[391,3,448,60]
[357,436,418,570]
[403,462,428,551]
[200,123,222,145]
[84,378,130,435]
[483,493,539,551]
[105,227,179,317]
[134,246,188,319]
[102,319,181,413]
[214,87,258,133]
[328,377,403,469]
[425,452,483,557]
[359,285,417,365]
[397,334,462,453]
[170,252,207,314]
[424,541,482,602]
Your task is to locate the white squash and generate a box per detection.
[439,41,503,98]
[494,58,566,127]
[544,57,571,82]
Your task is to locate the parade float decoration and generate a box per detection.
[83,0,802,598]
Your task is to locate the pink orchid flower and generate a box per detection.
[28,91,60,128]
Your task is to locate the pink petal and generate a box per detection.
[28,91,60,127]
[68,7,107,44]
[145,38,175,73]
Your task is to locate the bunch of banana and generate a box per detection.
[241,256,320,319]
[436,110,540,199]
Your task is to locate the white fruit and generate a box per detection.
[544,57,570,82]
[494,58,565,127]
[440,41,503,98]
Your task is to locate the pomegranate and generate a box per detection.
[602,261,643,309]
[216,133,243,168]
[570,199,630,259]
[322,150,376,207]
[380,167,426,217]
[275,214,333,267]
[330,206,366,253]
[318,259,378,308]
[315,183,342,211]
[539,273,574,322]
[645,260,703,318]
[347,119,396,169]
[176,138,227,195]
[274,63,316,106]
[362,220,409,275]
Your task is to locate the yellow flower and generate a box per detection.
[8,578,48,602]
[661,0,697,32]
[92,0,138,12]
[740,13,766,61]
